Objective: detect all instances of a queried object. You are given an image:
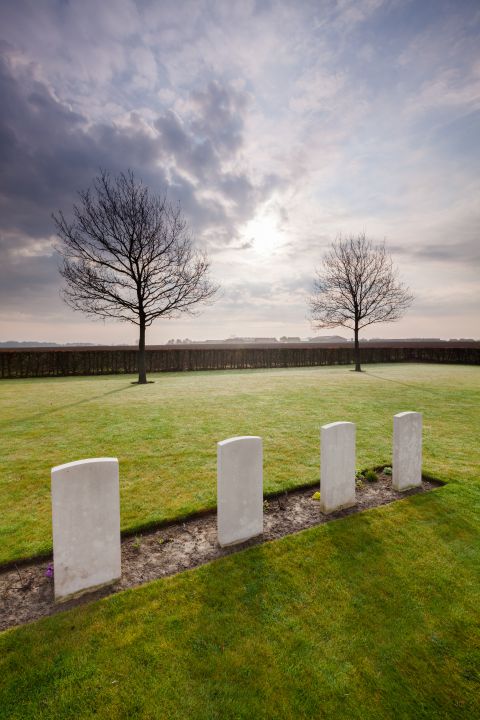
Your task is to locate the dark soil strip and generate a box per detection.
[0,475,442,632]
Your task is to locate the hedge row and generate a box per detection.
[1,344,479,379]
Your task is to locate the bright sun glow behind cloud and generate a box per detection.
[243,212,285,256]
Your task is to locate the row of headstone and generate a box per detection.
[216,411,423,544]
[50,411,422,601]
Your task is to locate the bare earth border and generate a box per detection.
[0,474,443,632]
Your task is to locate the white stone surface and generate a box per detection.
[392,412,422,491]
[51,458,121,601]
[217,436,263,547]
[320,421,356,514]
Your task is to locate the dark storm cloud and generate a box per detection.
[191,81,246,154]
[0,48,278,317]
[219,174,255,208]
[168,169,227,233]
[155,110,218,179]
[154,81,281,240]
[155,82,258,208]
[0,47,271,242]
[0,50,161,241]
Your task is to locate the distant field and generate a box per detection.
[1,363,479,565]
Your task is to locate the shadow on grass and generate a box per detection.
[362,369,448,396]
[1,492,478,719]
[314,493,480,716]
[180,546,279,716]
[0,383,136,429]
[160,488,480,717]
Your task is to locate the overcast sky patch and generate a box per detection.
[0,0,478,342]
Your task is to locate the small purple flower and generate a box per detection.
[45,563,54,579]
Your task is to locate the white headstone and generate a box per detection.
[51,458,121,601]
[320,421,356,514]
[392,412,422,491]
[217,436,263,547]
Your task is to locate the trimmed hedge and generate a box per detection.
[1,342,478,378]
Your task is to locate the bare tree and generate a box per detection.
[53,170,218,383]
[309,234,413,372]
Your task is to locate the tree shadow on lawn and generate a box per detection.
[362,369,451,397]
[0,383,136,429]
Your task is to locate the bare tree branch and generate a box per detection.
[53,169,219,383]
[308,233,413,371]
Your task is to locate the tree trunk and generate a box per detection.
[354,324,361,372]
[138,320,147,384]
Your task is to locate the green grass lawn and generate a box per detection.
[0,363,478,565]
[0,364,479,719]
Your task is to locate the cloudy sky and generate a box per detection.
[0,0,479,344]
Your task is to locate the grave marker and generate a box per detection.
[51,457,121,601]
[217,436,263,547]
[393,412,422,491]
[320,421,356,514]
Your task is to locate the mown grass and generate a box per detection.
[0,363,479,564]
[0,363,479,718]
[1,477,479,719]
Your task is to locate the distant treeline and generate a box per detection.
[0,342,479,379]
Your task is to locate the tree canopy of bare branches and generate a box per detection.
[309,234,413,371]
[53,170,218,383]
